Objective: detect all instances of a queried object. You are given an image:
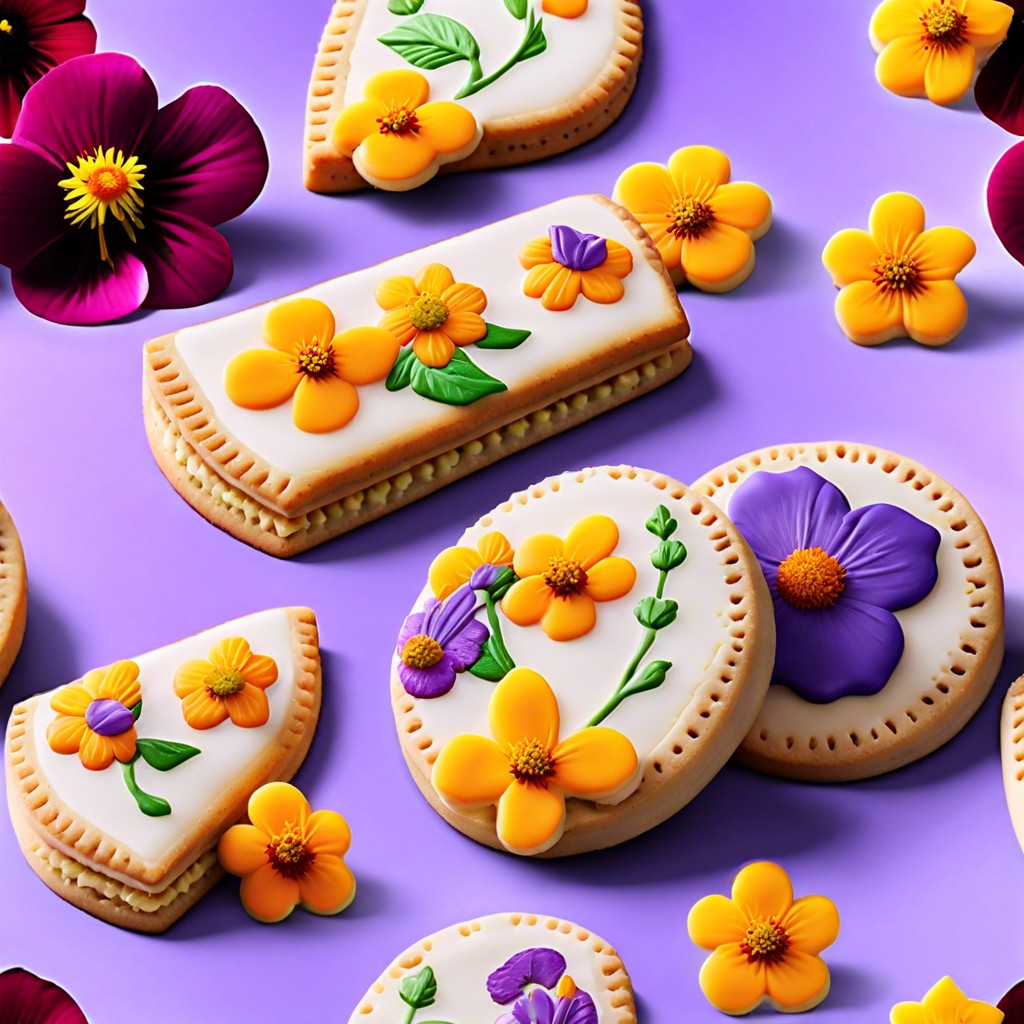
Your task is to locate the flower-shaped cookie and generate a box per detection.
[822,192,975,346]
[429,532,515,599]
[613,145,772,292]
[891,977,1004,1024]
[224,297,400,433]
[688,862,840,1015]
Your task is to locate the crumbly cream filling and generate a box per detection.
[149,353,675,539]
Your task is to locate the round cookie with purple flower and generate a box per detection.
[693,441,1004,782]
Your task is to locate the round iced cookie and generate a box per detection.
[1000,674,1024,857]
[0,501,27,688]
[692,441,1004,782]
[348,912,635,1023]
[390,465,775,857]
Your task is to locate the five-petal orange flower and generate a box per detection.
[224,297,400,434]
[429,531,515,599]
[871,0,1014,106]
[431,668,641,855]
[822,192,975,346]
[890,977,1004,1024]
[218,782,356,923]
[688,862,840,1015]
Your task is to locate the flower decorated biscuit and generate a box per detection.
[891,977,1003,1024]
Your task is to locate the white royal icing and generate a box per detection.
[173,196,679,479]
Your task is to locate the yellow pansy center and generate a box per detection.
[377,103,420,136]
[407,293,450,331]
[776,547,846,610]
[741,918,789,962]
[401,634,445,669]
[668,196,714,239]
[873,253,919,292]
[920,1,968,45]
[544,555,588,596]
[205,668,246,697]
[508,738,555,781]
[296,339,336,378]
[0,18,13,34]
[266,823,315,879]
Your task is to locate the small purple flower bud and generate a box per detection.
[84,698,134,737]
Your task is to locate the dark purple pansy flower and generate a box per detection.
[976,0,1024,135]
[0,967,88,1024]
[988,139,1024,267]
[730,467,940,703]
[549,225,608,272]
[495,984,598,1024]
[999,979,1024,1021]
[396,584,488,698]
[0,51,268,325]
[487,948,567,1004]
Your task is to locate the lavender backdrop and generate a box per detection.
[1,1,1022,1021]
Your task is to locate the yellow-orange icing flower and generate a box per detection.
[822,192,975,346]
[688,862,840,1015]
[501,514,636,641]
[376,263,487,368]
[224,298,400,434]
[47,661,142,771]
[543,0,588,16]
[613,145,772,292]
[173,637,278,731]
[890,978,1004,1024]
[218,782,356,923]
[429,532,515,600]
[431,668,640,855]
[871,0,1013,106]
[332,69,481,190]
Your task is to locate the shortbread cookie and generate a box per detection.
[390,465,774,856]
[144,196,690,557]
[305,1,642,192]
[349,912,635,1023]
[1000,674,1024,856]
[0,501,27,687]
[5,609,321,932]
[692,441,1004,782]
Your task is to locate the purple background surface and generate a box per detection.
[2,1,1023,1021]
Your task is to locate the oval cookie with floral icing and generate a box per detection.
[390,465,775,856]
[692,441,1004,782]
[1000,673,1024,857]
[0,501,27,688]
[348,912,635,1023]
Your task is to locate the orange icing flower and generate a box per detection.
[501,514,636,641]
[173,637,278,731]
[224,297,400,434]
[613,145,772,292]
[376,263,487,368]
[332,69,481,190]
[218,782,356,923]
[429,532,515,600]
[822,192,975,346]
[688,862,840,1015]
[543,0,588,15]
[47,661,142,771]
[871,0,1013,106]
[431,668,640,855]
[890,977,1004,1024]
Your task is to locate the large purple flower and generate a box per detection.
[988,140,1024,268]
[487,948,567,1004]
[0,51,268,324]
[395,585,488,698]
[730,467,940,703]
[976,0,1024,135]
[495,984,597,1024]
[0,967,88,1023]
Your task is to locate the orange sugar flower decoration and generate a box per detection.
[173,637,278,731]
[218,782,356,923]
[890,977,1004,1024]
[822,192,975,346]
[688,861,840,1015]
[375,262,488,368]
[224,297,400,434]
[429,531,515,600]
[870,0,1013,106]
[47,661,142,771]
[332,69,481,191]
[501,514,636,641]
[431,668,640,855]
[613,145,772,293]
[543,0,588,16]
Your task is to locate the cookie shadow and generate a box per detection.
[943,286,1024,353]
[716,220,817,299]
[221,213,330,296]
[290,647,343,792]
[825,964,889,1009]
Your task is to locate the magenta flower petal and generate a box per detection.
[0,967,88,1024]
[976,11,1024,134]
[6,0,89,24]
[146,85,269,225]
[28,15,98,69]
[999,979,1024,1022]
[989,140,1024,266]
[138,209,233,309]
[0,142,67,270]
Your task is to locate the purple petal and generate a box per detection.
[976,16,1024,135]
[526,991,556,1024]
[549,224,607,271]
[772,597,904,703]
[419,597,444,637]
[0,967,88,1024]
[7,0,89,24]
[22,14,97,65]
[829,503,939,611]
[999,979,1024,1022]
[445,619,488,670]
[470,563,502,590]
[562,991,598,1024]
[397,610,426,650]
[397,657,457,699]
[488,948,568,1004]
[433,584,479,647]
[138,209,233,309]
[0,143,66,270]
[988,139,1024,267]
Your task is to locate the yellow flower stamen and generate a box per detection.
[296,339,336,378]
[668,196,714,239]
[205,668,246,697]
[266,822,315,879]
[0,18,13,35]
[741,917,789,962]
[776,547,846,610]
[406,293,450,331]
[544,555,588,596]
[377,103,420,136]
[400,634,445,669]
[920,1,968,47]
[508,738,555,781]
[873,253,919,292]
[59,146,146,268]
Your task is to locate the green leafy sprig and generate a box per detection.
[399,966,453,1024]
[119,702,200,817]
[469,566,518,681]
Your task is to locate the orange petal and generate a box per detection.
[362,68,430,109]
[415,263,456,296]
[552,727,639,799]
[47,715,88,755]
[668,145,731,196]
[680,223,754,290]
[602,240,634,279]
[443,311,487,346]
[478,532,514,566]
[963,0,1014,46]
[78,669,105,699]
[522,261,564,300]
[50,684,93,717]
[428,546,481,600]
[174,659,213,698]
[496,779,566,855]
[519,236,555,270]
[911,226,976,280]
[181,688,229,730]
[224,349,299,410]
[222,683,271,728]
[218,823,270,876]
[239,862,300,923]
[869,192,925,251]
[248,781,311,838]
[687,894,749,949]
[644,223,683,272]
[78,731,115,771]
[711,181,772,234]
[333,326,401,385]
[209,637,251,673]
[488,668,559,751]
[99,661,142,707]
[357,131,437,185]
[924,42,976,105]
[442,281,488,316]
[432,734,511,807]
[564,514,619,568]
[543,0,588,15]
[299,855,356,915]
[379,307,418,347]
[822,228,881,286]
[613,161,679,218]
[241,652,278,690]
[513,532,563,577]
[875,34,929,96]
[331,99,380,157]
[834,280,904,345]
[542,266,582,311]
[783,895,841,955]
[731,861,793,920]
[375,274,418,311]
[412,330,456,368]
[698,944,768,1014]
[292,374,360,433]
[502,576,553,627]
[107,728,137,764]
[870,0,930,44]
[305,810,352,857]
[579,269,625,305]
[541,594,597,641]
[263,298,335,354]
[416,100,480,155]
[765,951,830,1011]
[584,556,637,602]
[902,280,968,346]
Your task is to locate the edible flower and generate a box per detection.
[612,145,772,292]
[332,68,480,191]
[975,1,1024,132]
[871,0,1013,105]
[501,514,636,641]
[225,298,400,433]
[218,782,356,923]
[999,979,1024,1022]
[47,660,141,770]
[487,948,567,1004]
[0,52,269,325]
[431,668,640,855]
[988,141,1024,268]
[891,977,1003,1024]
[822,192,975,346]
[542,0,589,16]
[429,531,515,599]
[0,967,88,1024]
[688,861,840,1015]
[496,976,598,1024]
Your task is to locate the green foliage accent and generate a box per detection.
[645,504,678,540]
[634,597,678,631]
[130,701,143,721]
[410,349,507,405]
[400,967,438,1010]
[469,639,508,682]
[121,758,171,817]
[618,660,673,700]
[378,15,479,71]
[474,322,532,350]
[651,539,687,572]
[388,0,427,13]
[386,347,415,391]
[504,0,529,17]
[135,738,201,772]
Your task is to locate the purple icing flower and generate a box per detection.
[470,563,503,591]
[729,466,940,703]
[487,948,567,1004]
[0,967,88,1024]
[84,697,135,737]
[495,985,598,1024]
[549,224,608,272]
[395,585,488,698]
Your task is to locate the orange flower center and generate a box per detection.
[205,668,246,697]
[920,1,967,46]
[401,634,445,669]
[668,196,714,239]
[377,103,420,135]
[508,738,555,781]
[873,253,919,292]
[266,823,315,879]
[544,555,588,596]
[776,547,846,610]
[296,340,336,378]
[87,166,130,202]
[407,293,450,331]
[741,918,789,962]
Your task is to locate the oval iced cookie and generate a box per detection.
[348,912,635,1023]
[692,441,1004,782]
[390,465,774,856]
[0,501,27,687]
[1001,674,1024,856]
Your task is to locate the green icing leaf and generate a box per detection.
[469,636,509,682]
[131,700,143,721]
[388,0,426,12]
[121,759,171,817]
[634,596,678,631]
[378,15,480,72]
[474,322,531,350]
[410,349,507,405]
[504,0,528,18]
[518,7,547,61]
[489,567,519,601]
[136,738,201,772]
[645,504,677,540]
[651,539,687,572]
[399,967,438,1010]
[386,347,415,391]
[619,660,673,699]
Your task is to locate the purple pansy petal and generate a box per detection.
[396,610,426,650]
[488,948,568,1004]
[988,139,1024,267]
[830,503,940,611]
[397,657,457,699]
[0,967,88,1024]
[0,143,66,270]
[549,224,608,272]
[7,0,89,23]
[495,1015,519,1024]
[0,75,24,139]
[433,584,479,647]
[26,15,98,71]
[419,597,444,637]
[444,619,488,670]
[561,991,598,1024]
[139,209,233,309]
[976,14,1024,136]
[471,563,502,590]
[998,979,1024,1022]
[514,991,556,1024]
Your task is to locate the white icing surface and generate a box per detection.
[174,197,676,478]
[31,610,299,865]
[1000,684,1024,856]
[343,1,620,124]
[397,471,740,758]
